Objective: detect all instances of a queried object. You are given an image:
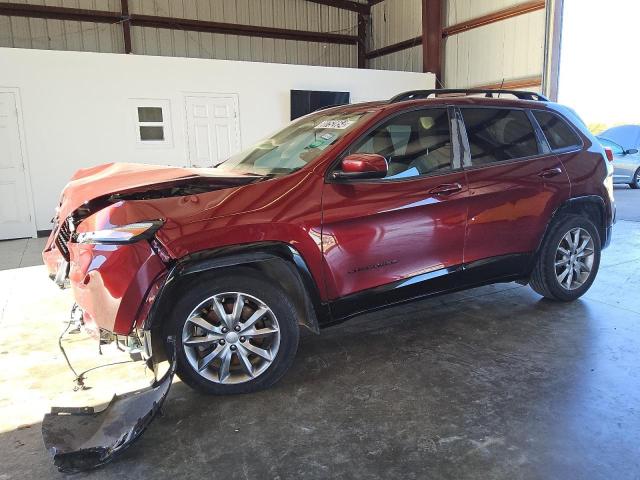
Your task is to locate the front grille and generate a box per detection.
[55,218,71,260]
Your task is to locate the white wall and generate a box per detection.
[0,47,434,232]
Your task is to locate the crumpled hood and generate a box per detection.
[57,162,261,220]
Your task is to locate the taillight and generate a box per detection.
[604,147,614,162]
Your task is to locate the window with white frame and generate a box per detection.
[130,99,172,147]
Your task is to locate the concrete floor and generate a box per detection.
[0,186,639,479]
[0,236,47,271]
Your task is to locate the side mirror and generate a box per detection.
[331,153,388,180]
[625,148,639,155]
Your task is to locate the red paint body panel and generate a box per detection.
[43,247,63,277]
[321,171,468,299]
[463,154,570,263]
[67,241,166,335]
[74,169,328,298]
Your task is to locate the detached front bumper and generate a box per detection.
[42,335,176,473]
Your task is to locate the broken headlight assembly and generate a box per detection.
[75,220,164,245]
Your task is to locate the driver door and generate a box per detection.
[321,107,469,316]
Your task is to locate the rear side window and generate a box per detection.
[461,108,540,166]
[532,111,581,151]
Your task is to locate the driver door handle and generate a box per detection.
[538,167,563,178]
[429,183,463,195]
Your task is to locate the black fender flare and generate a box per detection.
[529,195,608,273]
[143,242,329,356]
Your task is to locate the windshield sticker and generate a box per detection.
[315,119,355,130]
[321,132,335,141]
[307,139,326,149]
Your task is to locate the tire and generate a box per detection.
[629,168,640,189]
[165,269,299,395]
[529,214,601,301]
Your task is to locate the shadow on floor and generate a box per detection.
[3,284,640,480]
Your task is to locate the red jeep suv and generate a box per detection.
[43,89,615,395]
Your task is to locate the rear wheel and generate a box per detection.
[166,271,299,395]
[530,215,601,301]
[629,168,640,189]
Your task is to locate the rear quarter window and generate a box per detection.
[533,111,582,151]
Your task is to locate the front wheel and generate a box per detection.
[529,215,601,301]
[166,270,300,395]
[629,167,640,189]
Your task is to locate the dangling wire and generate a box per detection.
[57,313,86,391]
[58,305,135,391]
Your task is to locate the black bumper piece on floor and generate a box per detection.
[42,339,176,473]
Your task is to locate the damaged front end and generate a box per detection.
[42,312,176,473]
[40,164,268,472]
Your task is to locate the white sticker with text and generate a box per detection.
[314,119,355,130]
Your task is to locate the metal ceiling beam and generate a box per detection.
[130,14,358,44]
[365,36,421,60]
[473,76,543,90]
[0,2,119,23]
[442,0,546,37]
[0,2,358,45]
[304,0,370,15]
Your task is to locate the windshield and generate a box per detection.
[216,110,372,175]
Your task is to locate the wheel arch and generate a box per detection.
[531,195,607,272]
[143,242,329,353]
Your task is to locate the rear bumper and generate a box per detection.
[603,195,616,250]
[603,224,614,249]
[45,239,167,336]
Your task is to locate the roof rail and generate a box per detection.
[389,89,549,103]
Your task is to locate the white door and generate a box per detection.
[0,91,33,240]
[185,95,241,167]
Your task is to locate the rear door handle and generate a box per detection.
[538,167,563,178]
[429,183,463,195]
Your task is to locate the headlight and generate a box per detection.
[75,220,164,244]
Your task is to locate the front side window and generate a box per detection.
[461,108,540,166]
[533,110,582,151]
[350,108,453,180]
[216,110,372,175]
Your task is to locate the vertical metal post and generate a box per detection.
[542,0,564,101]
[422,0,443,84]
[121,0,132,54]
[357,12,367,69]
